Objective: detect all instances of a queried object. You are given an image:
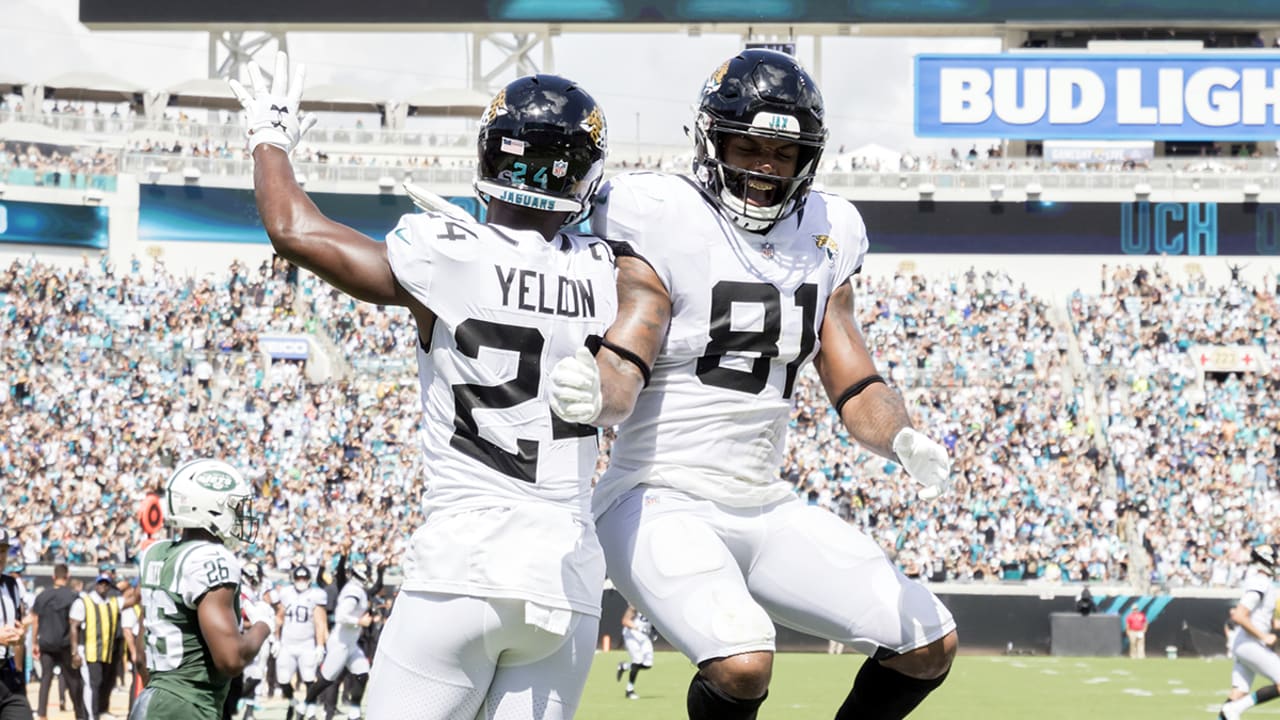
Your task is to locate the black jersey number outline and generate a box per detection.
[450,318,595,483]
[695,281,818,399]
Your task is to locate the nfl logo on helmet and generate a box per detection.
[552,159,568,178]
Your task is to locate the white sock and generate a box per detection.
[627,683,635,692]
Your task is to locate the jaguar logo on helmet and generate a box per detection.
[195,470,238,492]
[581,105,606,150]
[702,59,731,96]
[481,88,507,125]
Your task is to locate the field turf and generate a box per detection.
[577,651,1242,720]
[35,651,1246,719]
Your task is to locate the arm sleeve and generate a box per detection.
[1239,590,1264,611]
[176,544,242,608]
[827,195,871,288]
[120,607,138,634]
[333,555,347,591]
[68,598,85,623]
[333,595,362,625]
[385,213,466,312]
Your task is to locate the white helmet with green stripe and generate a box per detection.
[165,459,259,550]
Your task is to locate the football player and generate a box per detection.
[616,605,654,700]
[273,566,327,720]
[549,48,958,720]
[301,560,382,720]
[129,460,276,720]
[231,53,616,720]
[235,563,273,720]
[1220,545,1280,720]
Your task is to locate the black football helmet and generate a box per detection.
[242,561,262,587]
[475,74,608,227]
[291,565,311,583]
[693,48,828,233]
[349,561,370,584]
[1252,544,1277,574]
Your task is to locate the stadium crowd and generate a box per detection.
[1,253,1275,588]
[1071,263,1280,588]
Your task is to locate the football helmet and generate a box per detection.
[1251,544,1277,574]
[242,561,262,588]
[349,561,370,585]
[291,564,312,591]
[475,74,608,227]
[165,459,258,550]
[692,48,828,232]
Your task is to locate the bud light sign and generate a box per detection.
[915,53,1280,139]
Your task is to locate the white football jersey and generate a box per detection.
[276,585,327,645]
[386,212,617,616]
[1232,568,1279,649]
[332,581,370,639]
[593,173,866,513]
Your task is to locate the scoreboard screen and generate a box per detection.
[80,0,1276,26]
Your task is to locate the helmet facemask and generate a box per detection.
[692,49,828,233]
[694,114,825,233]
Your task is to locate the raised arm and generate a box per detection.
[231,52,426,313]
[550,256,671,427]
[814,281,950,499]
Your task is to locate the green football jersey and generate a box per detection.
[137,539,242,719]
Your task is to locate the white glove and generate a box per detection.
[549,347,603,424]
[892,428,951,501]
[312,644,327,666]
[228,50,317,155]
[244,600,276,634]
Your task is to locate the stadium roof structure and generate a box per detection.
[164,77,241,110]
[404,88,491,117]
[300,83,386,113]
[42,72,141,103]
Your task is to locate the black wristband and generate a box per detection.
[585,335,652,387]
[834,374,886,416]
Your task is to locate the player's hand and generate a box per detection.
[1265,632,1278,647]
[227,50,317,155]
[892,428,951,501]
[0,622,21,645]
[269,637,280,657]
[313,645,327,666]
[244,600,276,634]
[71,651,82,670]
[549,347,602,424]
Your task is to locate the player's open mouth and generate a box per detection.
[745,179,777,206]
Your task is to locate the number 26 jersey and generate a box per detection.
[386,213,618,616]
[592,173,868,514]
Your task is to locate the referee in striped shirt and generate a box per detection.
[0,528,32,720]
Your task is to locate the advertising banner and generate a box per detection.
[0,199,109,249]
[138,185,483,244]
[916,54,1280,140]
[257,334,311,360]
[857,200,1280,256]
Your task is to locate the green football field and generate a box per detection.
[576,651,1244,720]
[60,651,1251,719]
